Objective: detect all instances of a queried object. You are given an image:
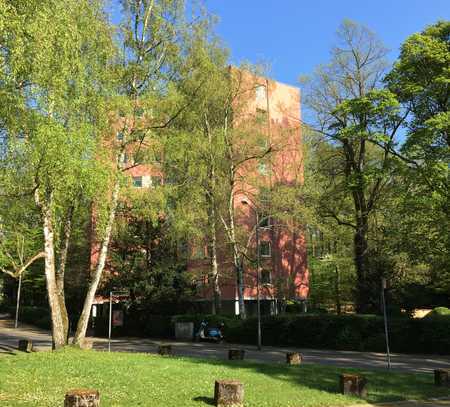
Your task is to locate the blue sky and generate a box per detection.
[204,0,449,87]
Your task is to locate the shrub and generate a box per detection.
[170,312,450,355]
[12,306,51,330]
[423,307,450,319]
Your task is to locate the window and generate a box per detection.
[257,162,268,176]
[261,269,272,284]
[259,241,271,257]
[192,245,206,260]
[256,136,269,152]
[258,215,270,228]
[255,108,267,124]
[255,84,267,102]
[132,176,143,188]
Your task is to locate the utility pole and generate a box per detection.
[255,212,261,351]
[381,278,391,369]
[108,291,112,352]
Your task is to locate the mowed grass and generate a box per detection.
[0,348,448,406]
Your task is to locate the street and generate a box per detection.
[1,315,450,374]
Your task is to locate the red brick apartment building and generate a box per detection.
[190,71,309,316]
[91,70,309,316]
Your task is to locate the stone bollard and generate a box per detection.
[64,389,100,407]
[214,380,244,407]
[434,369,450,387]
[340,373,367,397]
[286,352,302,365]
[158,344,172,356]
[228,349,245,361]
[18,339,33,353]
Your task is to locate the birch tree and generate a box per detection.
[73,0,217,342]
[0,0,114,347]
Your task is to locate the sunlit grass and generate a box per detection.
[0,348,448,406]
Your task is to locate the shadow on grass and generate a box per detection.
[0,344,18,356]
[180,356,445,404]
[192,396,215,405]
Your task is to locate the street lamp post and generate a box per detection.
[108,291,113,352]
[255,212,262,351]
[381,278,391,369]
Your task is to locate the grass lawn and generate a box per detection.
[0,348,448,406]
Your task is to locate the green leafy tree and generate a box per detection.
[303,20,407,312]
[382,21,450,297]
[0,0,114,347]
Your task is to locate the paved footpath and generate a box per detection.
[1,315,450,374]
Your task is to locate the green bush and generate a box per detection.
[11,303,450,355]
[11,306,51,330]
[424,307,450,319]
[170,312,450,355]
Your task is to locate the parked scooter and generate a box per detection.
[195,320,224,343]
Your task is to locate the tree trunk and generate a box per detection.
[56,204,75,343]
[73,178,120,345]
[206,119,221,315]
[208,202,221,314]
[354,213,369,313]
[229,203,245,319]
[36,190,66,348]
[335,264,341,315]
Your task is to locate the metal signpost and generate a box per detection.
[381,278,391,369]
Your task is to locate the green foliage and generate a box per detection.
[222,313,450,355]
[5,305,51,330]
[381,20,450,296]
[97,309,450,355]
[424,307,450,320]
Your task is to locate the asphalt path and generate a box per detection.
[1,315,450,374]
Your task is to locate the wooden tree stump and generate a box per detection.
[340,373,367,397]
[18,339,33,353]
[214,380,244,406]
[64,389,100,407]
[228,349,245,360]
[158,344,172,356]
[434,369,450,387]
[286,352,302,365]
[78,339,94,350]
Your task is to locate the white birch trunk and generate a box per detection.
[56,204,74,342]
[73,178,120,344]
[37,190,66,348]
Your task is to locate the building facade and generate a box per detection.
[190,70,309,316]
[90,71,309,316]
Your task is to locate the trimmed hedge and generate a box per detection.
[174,313,450,355]
[6,303,450,355]
[424,307,450,319]
[7,305,51,330]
